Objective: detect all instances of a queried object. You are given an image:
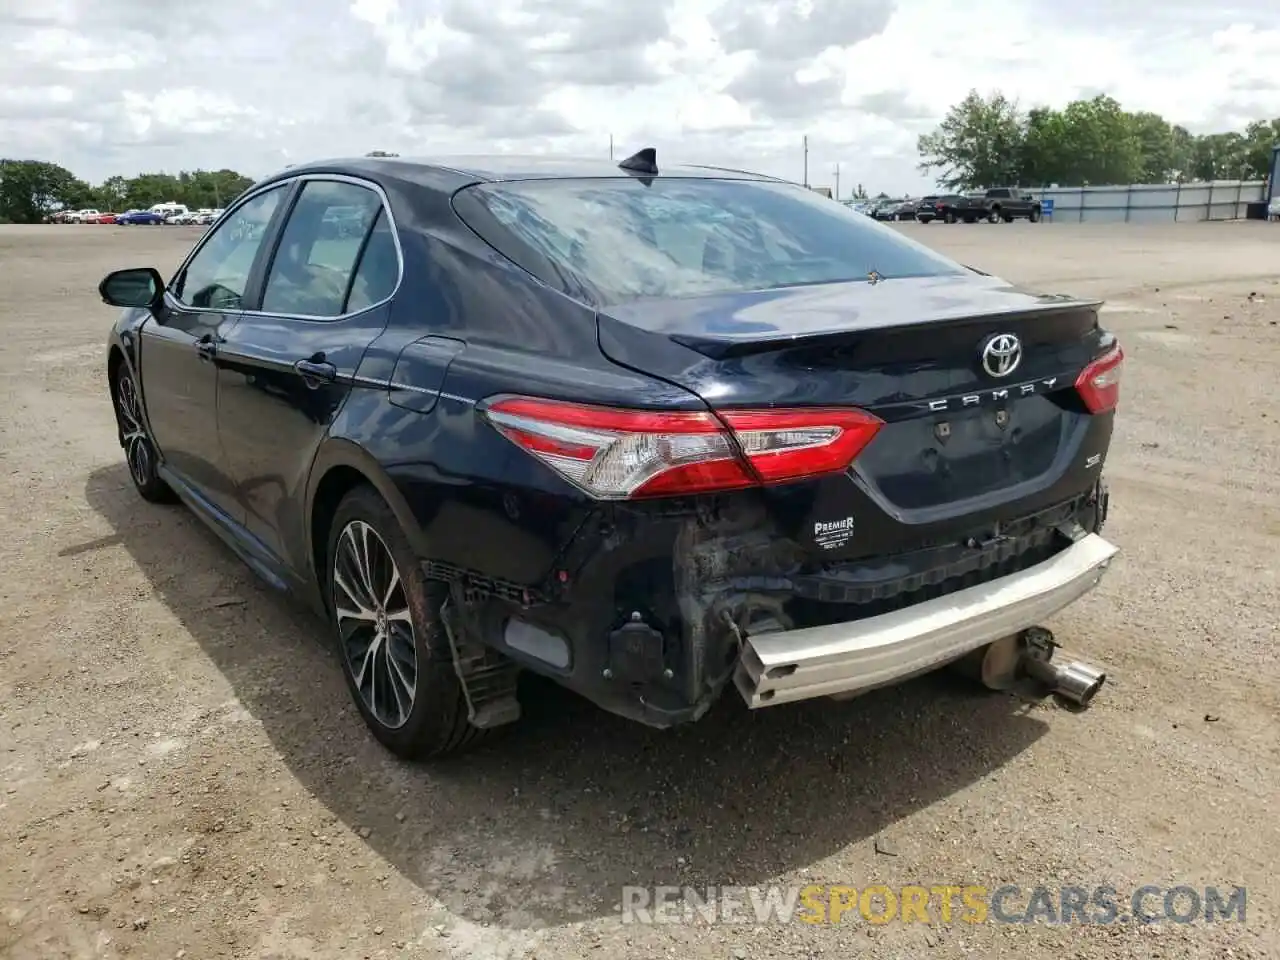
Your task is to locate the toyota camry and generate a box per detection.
[100,149,1124,759]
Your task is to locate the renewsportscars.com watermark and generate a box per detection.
[621,884,1246,927]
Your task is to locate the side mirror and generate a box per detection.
[99,267,165,310]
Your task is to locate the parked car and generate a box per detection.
[956,188,1044,223]
[890,199,918,220]
[869,199,901,221]
[99,150,1122,759]
[65,208,101,223]
[915,195,968,222]
[165,209,214,225]
[88,212,120,224]
[868,200,890,219]
[116,210,166,225]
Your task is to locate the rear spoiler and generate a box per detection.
[666,294,1105,360]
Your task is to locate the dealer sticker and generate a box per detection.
[813,516,855,550]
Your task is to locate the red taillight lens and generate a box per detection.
[1075,343,1124,413]
[482,396,883,499]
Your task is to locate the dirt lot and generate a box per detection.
[1,221,1278,960]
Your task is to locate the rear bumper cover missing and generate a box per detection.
[734,533,1119,708]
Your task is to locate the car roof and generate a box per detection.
[265,153,791,192]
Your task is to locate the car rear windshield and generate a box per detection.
[456,177,968,305]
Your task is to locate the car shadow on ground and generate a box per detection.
[81,463,1050,931]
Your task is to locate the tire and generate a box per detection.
[987,206,1001,223]
[1029,207,1042,223]
[112,363,175,503]
[1002,214,1014,223]
[326,485,484,760]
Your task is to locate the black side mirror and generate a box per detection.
[99,267,165,310]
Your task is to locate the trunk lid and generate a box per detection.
[597,274,1112,560]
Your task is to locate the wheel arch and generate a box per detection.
[306,438,431,612]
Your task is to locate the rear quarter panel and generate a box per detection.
[324,206,704,587]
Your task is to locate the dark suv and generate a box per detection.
[100,150,1123,759]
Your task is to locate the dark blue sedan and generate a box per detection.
[95,150,1123,759]
[115,210,165,225]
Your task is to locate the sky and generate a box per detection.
[2,0,1278,196]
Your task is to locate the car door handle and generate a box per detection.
[195,335,218,359]
[294,358,338,384]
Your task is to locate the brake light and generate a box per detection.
[482,396,883,499]
[1075,343,1124,413]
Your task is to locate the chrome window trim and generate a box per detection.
[164,172,406,323]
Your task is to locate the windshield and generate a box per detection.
[458,177,967,305]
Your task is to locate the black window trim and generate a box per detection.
[164,173,405,323]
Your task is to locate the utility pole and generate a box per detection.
[802,135,809,187]
[834,163,841,201]
[609,134,614,160]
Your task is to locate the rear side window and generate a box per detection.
[260,180,384,318]
[345,210,400,313]
[456,178,966,305]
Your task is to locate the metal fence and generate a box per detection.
[1035,180,1266,223]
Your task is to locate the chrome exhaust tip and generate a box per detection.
[953,627,1107,707]
[1022,656,1107,706]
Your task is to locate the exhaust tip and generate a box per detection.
[1048,660,1107,706]
[1019,649,1107,707]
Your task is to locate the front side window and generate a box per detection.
[173,186,285,309]
[260,180,384,318]
[456,177,968,305]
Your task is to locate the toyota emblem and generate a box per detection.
[980,333,1022,378]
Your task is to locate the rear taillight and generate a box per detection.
[482,396,883,499]
[1075,343,1124,413]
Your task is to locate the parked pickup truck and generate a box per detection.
[960,188,1044,223]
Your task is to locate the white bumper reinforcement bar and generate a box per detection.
[734,533,1119,708]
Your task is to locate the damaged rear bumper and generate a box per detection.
[734,533,1119,708]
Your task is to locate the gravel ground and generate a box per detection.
[1,221,1277,960]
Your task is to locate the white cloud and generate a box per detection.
[0,0,1276,195]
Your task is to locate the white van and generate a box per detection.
[149,202,189,220]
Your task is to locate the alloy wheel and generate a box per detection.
[332,519,418,730]
[115,371,152,487]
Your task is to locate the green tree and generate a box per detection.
[851,182,869,199]
[1019,106,1069,186]
[1127,112,1178,183]
[97,175,130,210]
[0,159,91,223]
[1241,119,1280,179]
[920,87,1277,188]
[1189,132,1250,180]
[917,90,1026,190]
[113,168,254,211]
[1169,125,1196,181]
[1056,95,1143,185]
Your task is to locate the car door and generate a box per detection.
[139,183,290,523]
[215,176,402,575]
